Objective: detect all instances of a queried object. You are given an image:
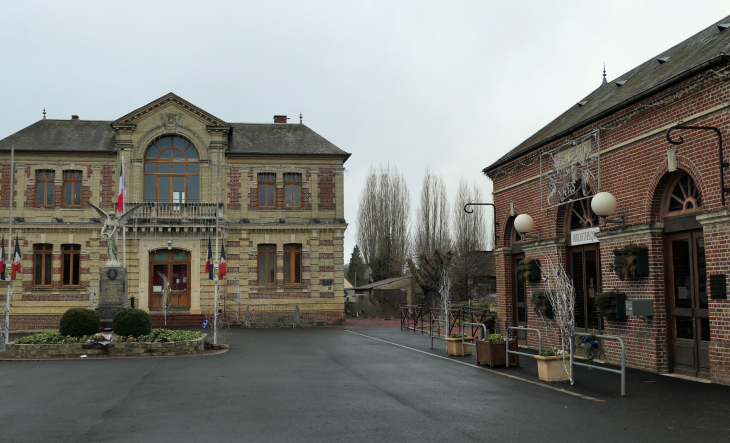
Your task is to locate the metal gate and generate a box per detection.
[245,304,300,328]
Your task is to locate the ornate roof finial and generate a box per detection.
[602,63,607,85]
[43,108,46,120]
[299,112,303,124]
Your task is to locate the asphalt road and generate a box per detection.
[2,327,729,443]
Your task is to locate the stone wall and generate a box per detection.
[5,335,206,358]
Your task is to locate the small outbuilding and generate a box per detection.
[346,276,412,318]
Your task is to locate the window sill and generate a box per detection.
[27,286,85,292]
[251,285,309,291]
[60,208,83,211]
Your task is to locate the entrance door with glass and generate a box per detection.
[149,250,191,311]
[667,231,710,378]
[513,254,528,344]
[568,245,601,331]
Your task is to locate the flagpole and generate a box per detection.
[4,143,14,346]
[213,145,221,345]
[121,151,126,269]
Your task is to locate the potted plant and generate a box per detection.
[595,291,626,320]
[534,347,570,382]
[612,244,649,280]
[445,332,473,356]
[530,290,553,317]
[476,333,519,368]
[517,257,541,283]
[576,333,605,368]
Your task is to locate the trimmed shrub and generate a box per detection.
[113,309,152,337]
[59,308,101,337]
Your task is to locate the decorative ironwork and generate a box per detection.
[463,202,498,249]
[540,135,600,210]
[666,123,728,206]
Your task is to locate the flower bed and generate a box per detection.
[5,329,206,358]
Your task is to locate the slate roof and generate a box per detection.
[0,120,350,160]
[228,123,351,160]
[483,15,730,174]
[0,119,116,153]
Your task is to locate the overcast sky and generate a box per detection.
[1,2,729,263]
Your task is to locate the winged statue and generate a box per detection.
[87,202,144,267]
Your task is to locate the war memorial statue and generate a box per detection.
[87,202,143,327]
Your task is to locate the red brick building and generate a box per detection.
[483,16,730,384]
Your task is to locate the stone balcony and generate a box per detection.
[124,202,224,222]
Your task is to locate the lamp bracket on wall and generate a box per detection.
[666,123,728,206]
[521,232,541,242]
[463,202,499,248]
[601,215,625,228]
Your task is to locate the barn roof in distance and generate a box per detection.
[352,276,411,291]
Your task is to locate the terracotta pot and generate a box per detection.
[476,338,519,368]
[534,354,570,382]
[489,306,498,313]
[445,336,473,356]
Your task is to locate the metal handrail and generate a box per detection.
[506,326,543,368]
[462,322,487,355]
[571,333,626,397]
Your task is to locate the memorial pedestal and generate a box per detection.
[96,267,129,329]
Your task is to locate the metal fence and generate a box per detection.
[245,304,300,328]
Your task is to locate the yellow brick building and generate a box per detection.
[0,93,350,331]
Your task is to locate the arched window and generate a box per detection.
[569,187,597,230]
[665,171,702,216]
[144,136,199,203]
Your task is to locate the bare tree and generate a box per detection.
[414,168,451,256]
[409,169,452,308]
[356,165,411,282]
[450,180,489,301]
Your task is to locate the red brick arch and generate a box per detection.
[645,155,706,223]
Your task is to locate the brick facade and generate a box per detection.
[0,93,348,332]
[486,59,730,384]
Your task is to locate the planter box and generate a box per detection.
[445,336,473,356]
[534,354,570,382]
[489,306,498,313]
[476,338,519,368]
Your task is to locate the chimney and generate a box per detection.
[71,115,79,120]
[273,115,289,124]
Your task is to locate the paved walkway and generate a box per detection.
[2,327,729,442]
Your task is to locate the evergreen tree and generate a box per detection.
[347,245,367,286]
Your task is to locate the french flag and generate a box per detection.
[0,235,5,281]
[205,237,213,280]
[219,244,227,278]
[11,234,21,281]
[117,154,126,213]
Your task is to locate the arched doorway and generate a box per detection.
[662,171,708,378]
[149,249,191,311]
[565,187,601,330]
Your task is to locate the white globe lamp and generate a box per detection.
[514,213,540,241]
[591,191,624,227]
[591,192,617,217]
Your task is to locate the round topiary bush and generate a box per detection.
[59,308,101,337]
[113,309,152,337]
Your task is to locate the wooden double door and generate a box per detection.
[666,231,710,378]
[149,250,191,311]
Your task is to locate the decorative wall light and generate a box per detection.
[514,213,540,242]
[591,192,625,227]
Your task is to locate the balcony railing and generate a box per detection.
[125,202,223,220]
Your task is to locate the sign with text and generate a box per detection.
[569,227,599,246]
